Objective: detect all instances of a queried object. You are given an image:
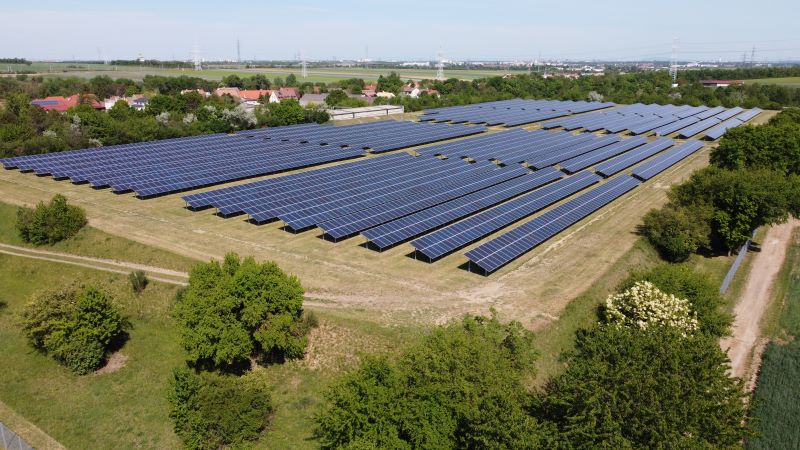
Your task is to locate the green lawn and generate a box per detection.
[0,202,198,272]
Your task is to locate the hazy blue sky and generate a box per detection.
[2,0,799,62]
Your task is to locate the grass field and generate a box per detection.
[744,77,800,88]
[0,203,423,449]
[0,202,198,272]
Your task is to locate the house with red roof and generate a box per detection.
[239,89,278,104]
[277,87,301,100]
[31,95,104,112]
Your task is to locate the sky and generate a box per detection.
[1,0,799,62]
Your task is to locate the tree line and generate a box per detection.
[643,108,800,261]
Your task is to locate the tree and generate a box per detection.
[711,123,800,175]
[642,204,711,262]
[285,73,298,86]
[20,285,128,374]
[618,264,731,337]
[172,253,312,371]
[16,194,87,245]
[324,89,348,106]
[258,99,306,127]
[315,313,556,449]
[377,72,404,94]
[669,167,800,252]
[167,368,272,450]
[536,326,751,448]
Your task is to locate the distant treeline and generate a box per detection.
[684,66,800,81]
[0,58,30,65]
[109,59,193,69]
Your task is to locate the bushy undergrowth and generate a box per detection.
[16,194,86,245]
[19,285,128,374]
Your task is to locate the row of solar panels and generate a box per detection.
[182,121,706,273]
[419,99,615,127]
[0,120,486,198]
[543,103,761,140]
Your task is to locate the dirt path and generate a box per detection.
[722,218,800,385]
[0,242,188,286]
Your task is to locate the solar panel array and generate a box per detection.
[410,172,602,260]
[464,176,641,273]
[543,103,760,138]
[0,121,486,197]
[631,140,705,180]
[417,127,630,170]
[419,99,614,127]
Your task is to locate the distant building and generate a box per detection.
[214,87,242,99]
[700,79,744,88]
[327,105,404,121]
[31,95,104,112]
[299,93,328,106]
[277,87,301,100]
[362,84,377,97]
[376,91,396,98]
[180,89,211,97]
[104,95,148,111]
[402,85,421,98]
[239,89,278,104]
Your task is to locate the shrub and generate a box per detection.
[642,205,710,262]
[167,368,272,450]
[16,194,87,245]
[19,285,128,374]
[173,253,311,371]
[129,270,149,294]
[618,264,732,337]
[603,281,699,334]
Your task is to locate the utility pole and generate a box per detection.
[237,38,241,65]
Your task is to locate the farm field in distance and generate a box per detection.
[744,76,800,87]
[1,62,517,82]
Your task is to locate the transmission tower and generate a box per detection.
[237,38,241,64]
[669,38,679,86]
[301,52,308,78]
[751,45,756,67]
[436,52,445,81]
[191,47,203,71]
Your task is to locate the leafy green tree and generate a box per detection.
[285,73,298,86]
[257,99,308,127]
[20,286,128,374]
[172,253,310,371]
[16,194,87,245]
[669,167,800,252]
[642,205,711,262]
[129,270,149,294]
[167,368,272,450]
[315,313,556,449]
[377,72,404,94]
[325,89,348,106]
[618,263,732,337]
[536,326,751,448]
[711,123,800,175]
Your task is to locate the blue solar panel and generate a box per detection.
[420,99,614,126]
[361,168,563,249]
[1,120,486,197]
[594,138,675,177]
[559,136,648,173]
[410,171,602,260]
[318,166,530,239]
[464,175,640,273]
[631,140,705,180]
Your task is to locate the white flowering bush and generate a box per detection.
[603,281,698,334]
[156,112,171,125]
